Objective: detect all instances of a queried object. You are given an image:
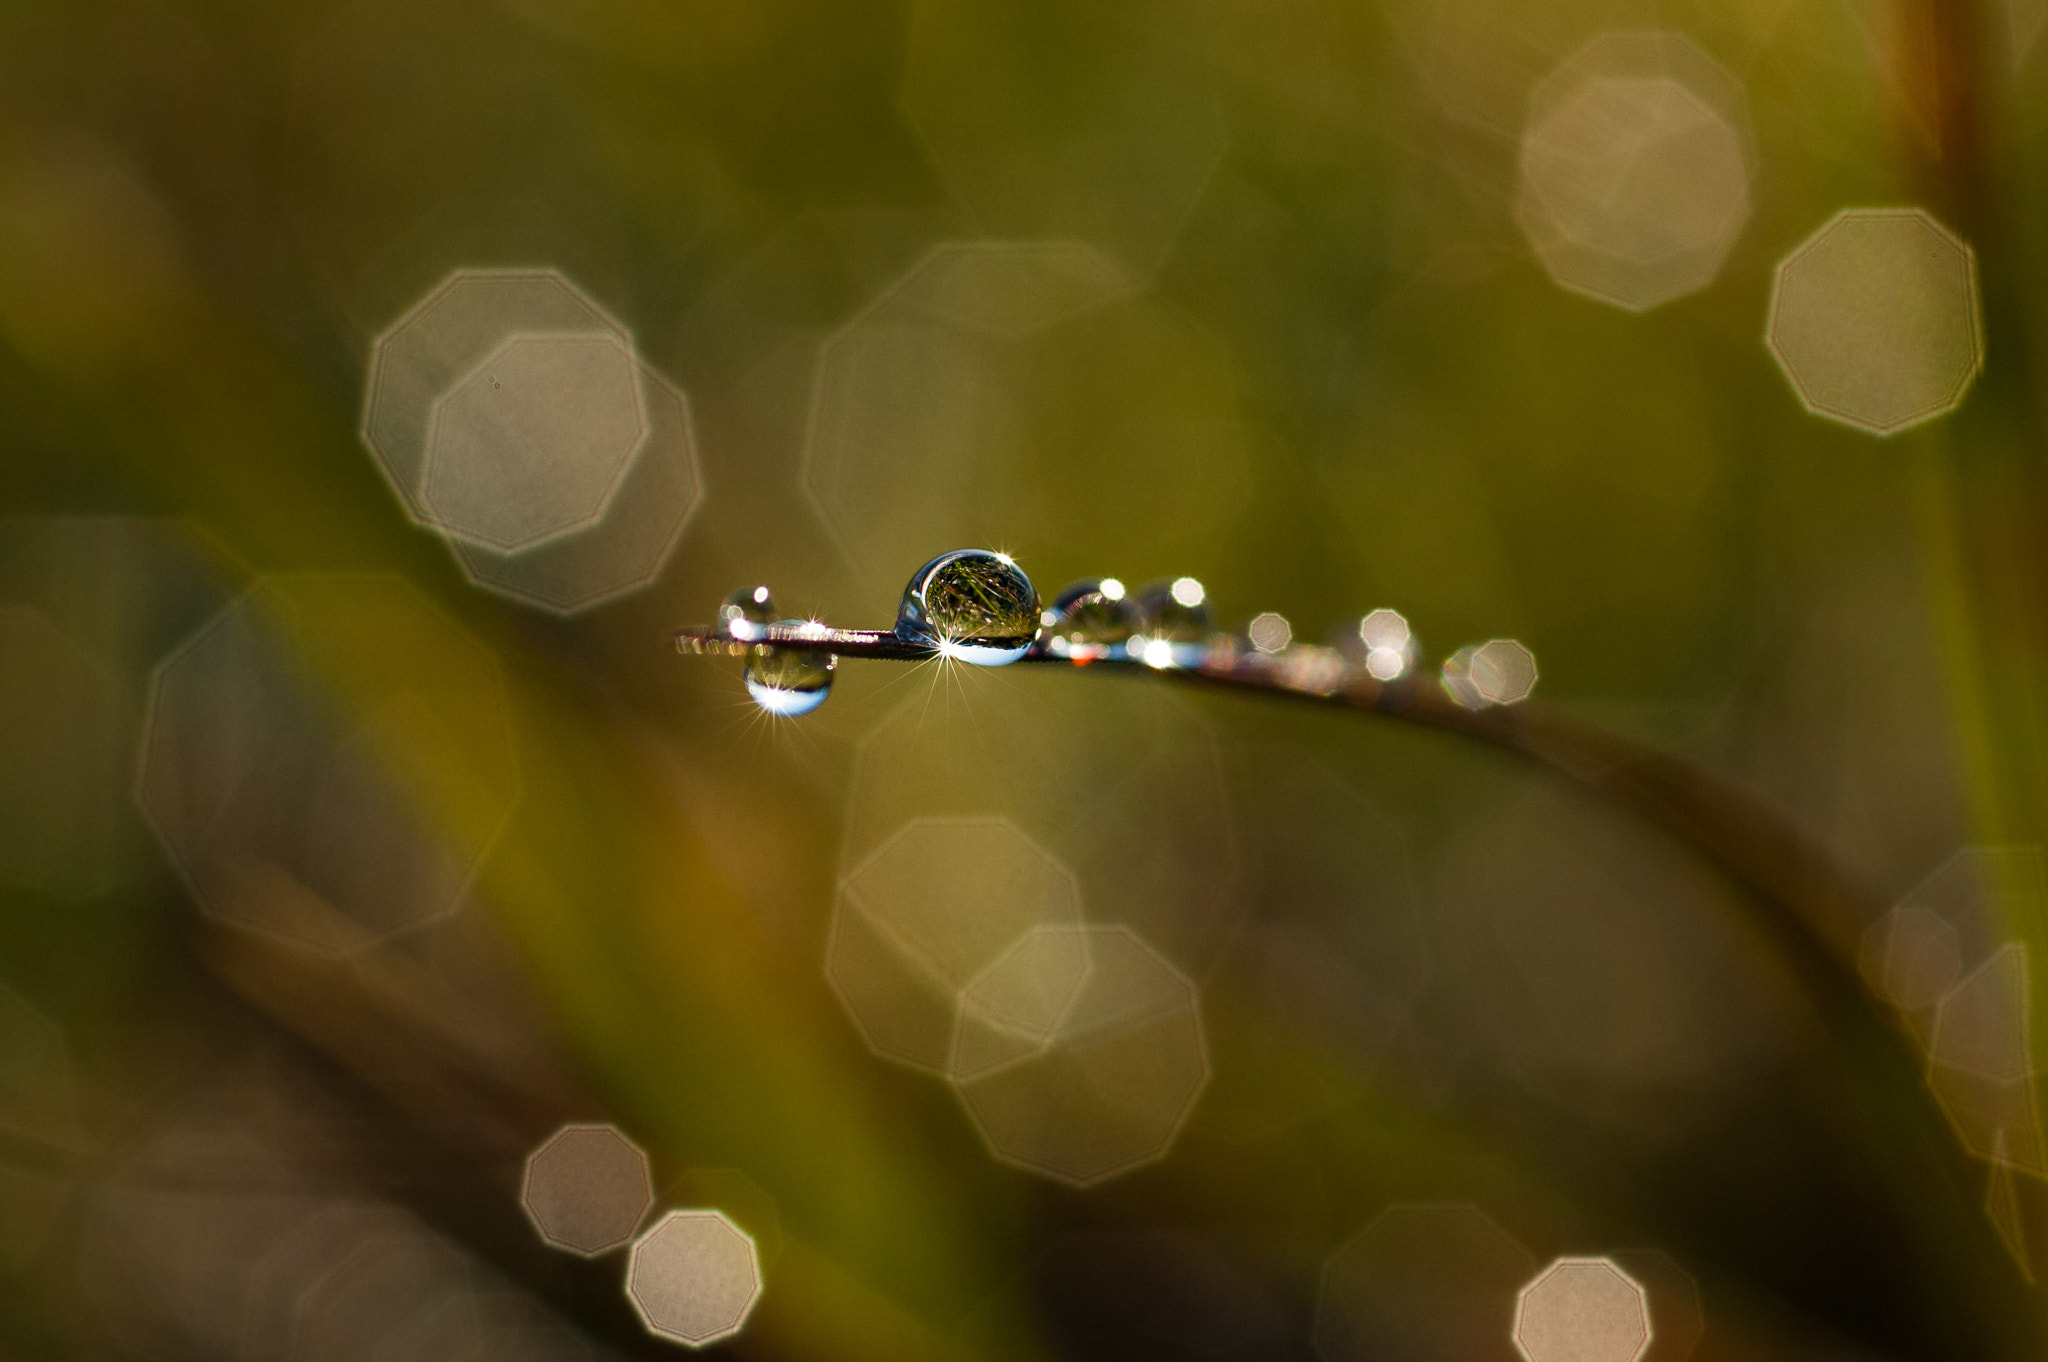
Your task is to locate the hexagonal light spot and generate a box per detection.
[1516,33,1751,311]
[950,924,1208,1187]
[626,1210,762,1348]
[1471,640,1539,704]
[1247,612,1291,654]
[521,1124,654,1256]
[829,817,1085,1074]
[1444,640,1538,708]
[885,240,1134,339]
[1513,1258,1652,1362]
[1897,846,2048,957]
[1767,208,1982,435]
[447,364,701,615]
[1941,945,2034,1080]
[363,269,702,614]
[421,331,646,553]
[136,576,519,955]
[364,270,631,526]
[950,923,1096,1074]
[1860,905,1964,1018]
[844,681,1240,980]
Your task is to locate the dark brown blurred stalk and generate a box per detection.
[1150,666,2048,1355]
[1889,0,1987,228]
[1853,1,2048,1345]
[1888,0,2048,851]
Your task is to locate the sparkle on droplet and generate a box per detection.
[1045,578,1136,658]
[1141,638,1176,669]
[1365,646,1406,681]
[744,618,836,715]
[895,549,1040,666]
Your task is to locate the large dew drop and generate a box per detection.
[1044,578,1133,660]
[896,549,1039,666]
[744,623,836,716]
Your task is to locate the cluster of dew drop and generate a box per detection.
[718,548,1537,717]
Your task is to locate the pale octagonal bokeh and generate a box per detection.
[1513,1258,1653,1362]
[828,816,1085,1075]
[1768,208,1982,435]
[521,1123,655,1256]
[625,1210,763,1348]
[420,330,647,553]
[949,924,1209,1187]
[1516,33,1752,312]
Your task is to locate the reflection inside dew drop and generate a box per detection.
[895,549,1040,666]
[744,628,836,716]
[1046,578,1134,659]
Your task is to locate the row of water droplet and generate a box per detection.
[726,549,1535,717]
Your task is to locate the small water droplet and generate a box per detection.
[720,585,776,642]
[1132,578,1210,640]
[896,549,1039,666]
[1130,578,1210,666]
[1044,578,1133,659]
[744,620,836,716]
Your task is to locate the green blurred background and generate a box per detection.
[3,0,2048,1358]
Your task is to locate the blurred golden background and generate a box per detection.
[2,0,2047,1357]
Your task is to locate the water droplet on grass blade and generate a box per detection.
[896,550,1039,666]
[720,585,776,642]
[1045,578,1133,659]
[744,625,836,716]
[1131,578,1210,666]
